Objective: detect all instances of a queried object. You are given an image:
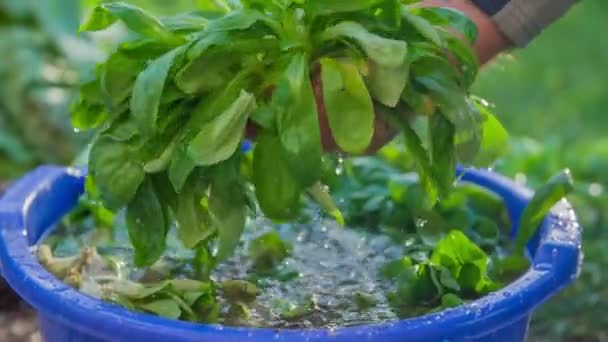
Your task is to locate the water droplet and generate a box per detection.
[296,232,306,242]
[335,156,345,175]
[415,218,428,228]
[514,173,527,185]
[327,326,338,335]
[588,183,603,197]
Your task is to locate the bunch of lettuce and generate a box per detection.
[74,0,507,270]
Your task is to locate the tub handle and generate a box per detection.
[532,199,583,295]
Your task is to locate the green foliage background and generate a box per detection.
[0,0,606,340]
[0,0,78,178]
[474,1,608,340]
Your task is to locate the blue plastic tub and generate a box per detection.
[0,166,582,342]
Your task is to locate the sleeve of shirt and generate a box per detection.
[471,0,578,47]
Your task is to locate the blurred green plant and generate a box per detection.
[0,0,100,180]
[472,0,607,339]
[473,0,608,142]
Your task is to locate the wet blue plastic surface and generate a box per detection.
[0,166,582,342]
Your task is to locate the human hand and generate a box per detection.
[419,0,510,64]
[248,1,510,154]
[246,69,405,154]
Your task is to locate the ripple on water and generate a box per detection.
[212,217,401,329]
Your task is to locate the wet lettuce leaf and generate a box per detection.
[76,0,504,283]
[320,57,375,153]
[515,170,574,255]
